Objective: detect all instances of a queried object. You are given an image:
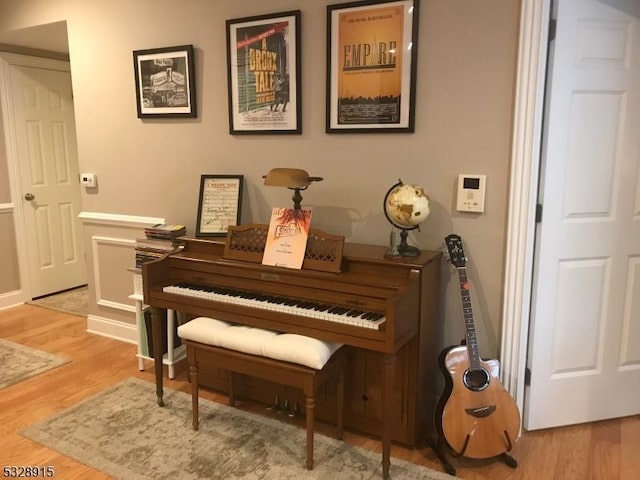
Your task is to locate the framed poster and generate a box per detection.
[226,10,301,134]
[195,175,244,237]
[133,44,196,118]
[326,0,419,133]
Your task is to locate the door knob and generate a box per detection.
[24,193,35,201]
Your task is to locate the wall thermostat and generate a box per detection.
[456,174,486,213]
[80,173,97,188]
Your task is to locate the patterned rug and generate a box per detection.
[29,286,88,317]
[22,378,459,480]
[0,338,70,389]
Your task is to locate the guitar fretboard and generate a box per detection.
[457,266,481,369]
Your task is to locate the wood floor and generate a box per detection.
[0,304,638,480]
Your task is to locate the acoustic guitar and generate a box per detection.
[435,234,521,459]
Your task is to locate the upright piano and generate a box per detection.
[143,233,441,477]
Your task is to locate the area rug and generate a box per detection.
[29,286,88,317]
[21,378,459,480]
[0,338,70,389]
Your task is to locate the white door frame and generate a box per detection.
[0,52,73,303]
[500,0,552,416]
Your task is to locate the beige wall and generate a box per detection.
[0,0,520,356]
[0,88,21,294]
[0,105,9,203]
[0,214,20,292]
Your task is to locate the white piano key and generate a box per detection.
[162,284,386,330]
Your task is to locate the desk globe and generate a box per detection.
[383,179,431,257]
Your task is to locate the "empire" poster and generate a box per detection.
[327,0,418,132]
[338,5,404,125]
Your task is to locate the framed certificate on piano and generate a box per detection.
[195,175,244,237]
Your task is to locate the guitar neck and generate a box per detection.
[457,266,481,369]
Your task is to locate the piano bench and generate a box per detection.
[177,316,345,470]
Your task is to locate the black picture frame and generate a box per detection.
[226,10,302,134]
[195,175,244,237]
[326,0,419,133]
[133,44,196,118]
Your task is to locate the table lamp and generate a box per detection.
[263,168,323,210]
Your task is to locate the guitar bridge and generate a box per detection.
[464,405,496,418]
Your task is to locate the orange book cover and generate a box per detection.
[262,208,312,269]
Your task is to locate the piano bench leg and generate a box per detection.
[228,371,236,407]
[305,396,314,470]
[189,364,199,431]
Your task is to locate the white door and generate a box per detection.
[525,0,640,430]
[9,65,86,298]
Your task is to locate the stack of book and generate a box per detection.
[135,224,186,268]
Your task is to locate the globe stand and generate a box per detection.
[384,227,401,259]
[397,229,420,257]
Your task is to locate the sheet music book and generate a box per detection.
[262,208,312,269]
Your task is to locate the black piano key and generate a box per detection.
[168,282,385,328]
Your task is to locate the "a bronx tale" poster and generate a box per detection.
[227,12,299,133]
[328,1,416,131]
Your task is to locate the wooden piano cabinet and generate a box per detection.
[144,238,442,473]
[195,252,442,447]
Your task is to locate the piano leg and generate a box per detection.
[381,353,396,480]
[151,306,165,407]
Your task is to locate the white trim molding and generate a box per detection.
[0,52,70,71]
[0,290,24,310]
[500,0,551,416]
[0,203,14,214]
[90,235,136,311]
[79,211,164,229]
[86,314,138,344]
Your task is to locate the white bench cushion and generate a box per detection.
[178,316,343,370]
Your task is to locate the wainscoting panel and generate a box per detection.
[0,205,22,306]
[80,211,164,343]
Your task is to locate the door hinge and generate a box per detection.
[549,18,557,42]
[535,204,543,223]
[524,367,531,386]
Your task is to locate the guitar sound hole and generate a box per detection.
[463,367,490,391]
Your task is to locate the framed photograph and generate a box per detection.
[226,10,301,134]
[133,44,196,118]
[195,175,244,237]
[326,0,419,133]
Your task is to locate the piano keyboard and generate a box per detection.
[163,282,386,330]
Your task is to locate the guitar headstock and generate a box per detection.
[444,234,466,268]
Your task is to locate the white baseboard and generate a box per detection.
[0,290,26,310]
[86,314,138,344]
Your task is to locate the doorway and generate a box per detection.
[501,0,640,432]
[525,0,640,430]
[0,24,86,302]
